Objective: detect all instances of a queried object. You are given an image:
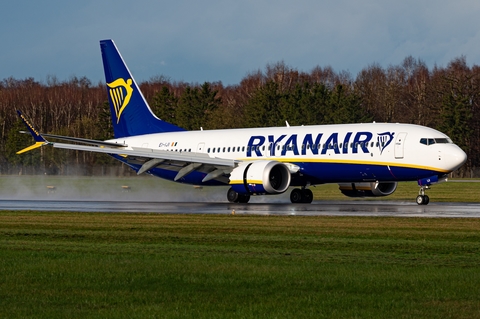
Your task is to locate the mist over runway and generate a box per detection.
[1,199,479,218]
[1,176,479,217]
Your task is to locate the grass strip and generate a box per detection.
[1,211,480,318]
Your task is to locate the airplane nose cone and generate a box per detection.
[446,146,467,171]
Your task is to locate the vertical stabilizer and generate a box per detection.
[100,39,185,138]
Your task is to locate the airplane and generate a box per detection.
[17,39,467,205]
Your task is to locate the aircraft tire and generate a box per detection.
[290,188,304,203]
[227,187,239,203]
[416,195,430,205]
[238,194,250,203]
[423,195,430,205]
[302,189,313,203]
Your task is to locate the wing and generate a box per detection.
[16,111,238,184]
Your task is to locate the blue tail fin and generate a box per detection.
[100,39,185,138]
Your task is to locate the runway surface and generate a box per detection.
[1,199,480,218]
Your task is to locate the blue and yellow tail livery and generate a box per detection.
[100,40,185,138]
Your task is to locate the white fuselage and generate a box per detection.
[107,122,467,185]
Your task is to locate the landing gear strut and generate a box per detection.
[416,186,430,205]
[227,187,250,203]
[290,188,313,204]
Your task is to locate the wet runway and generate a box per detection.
[1,199,480,218]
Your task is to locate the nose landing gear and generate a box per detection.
[416,186,430,205]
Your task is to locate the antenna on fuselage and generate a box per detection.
[286,121,290,128]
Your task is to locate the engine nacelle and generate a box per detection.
[339,182,397,197]
[229,160,291,195]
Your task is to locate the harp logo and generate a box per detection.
[107,78,133,123]
[377,132,395,154]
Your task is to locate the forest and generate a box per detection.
[1,55,479,177]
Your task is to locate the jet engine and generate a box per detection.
[229,160,291,195]
[338,181,398,197]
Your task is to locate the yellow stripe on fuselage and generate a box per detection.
[235,157,450,174]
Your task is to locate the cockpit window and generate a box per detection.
[420,138,453,145]
[434,138,452,144]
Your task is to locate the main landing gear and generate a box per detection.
[227,188,250,203]
[226,187,313,204]
[290,188,313,204]
[416,186,430,205]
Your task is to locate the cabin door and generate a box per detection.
[394,132,407,159]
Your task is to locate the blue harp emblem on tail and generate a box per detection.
[107,78,133,123]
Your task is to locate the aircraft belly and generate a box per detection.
[294,162,440,183]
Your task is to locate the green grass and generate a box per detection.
[1,212,480,318]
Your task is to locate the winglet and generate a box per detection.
[16,110,48,154]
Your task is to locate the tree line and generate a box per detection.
[1,56,479,177]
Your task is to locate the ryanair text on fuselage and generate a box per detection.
[246,131,395,157]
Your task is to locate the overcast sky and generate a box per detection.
[1,0,479,85]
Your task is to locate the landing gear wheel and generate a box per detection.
[302,189,313,203]
[227,187,239,203]
[290,188,313,204]
[238,194,250,203]
[423,195,430,205]
[416,195,430,205]
[227,188,250,203]
[416,186,430,205]
[416,195,425,205]
[290,188,304,203]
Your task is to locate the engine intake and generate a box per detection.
[229,160,291,195]
[339,182,397,197]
